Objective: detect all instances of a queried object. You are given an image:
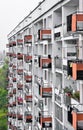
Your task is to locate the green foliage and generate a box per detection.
[72,91,80,101]
[0,59,8,130]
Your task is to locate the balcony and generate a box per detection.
[13,101,16,106]
[24,35,32,44]
[17,114,23,120]
[24,75,32,83]
[72,110,83,130]
[13,78,16,82]
[12,65,16,69]
[39,114,52,128]
[13,88,16,94]
[17,69,23,75]
[38,29,51,40]
[17,83,23,90]
[72,61,83,80]
[40,87,52,98]
[25,95,32,102]
[17,53,23,60]
[24,112,32,123]
[40,56,52,69]
[67,12,83,32]
[17,97,23,105]
[17,39,23,45]
[12,113,16,118]
[67,60,83,80]
[72,13,83,32]
[8,112,12,118]
[24,55,32,63]
[6,44,9,48]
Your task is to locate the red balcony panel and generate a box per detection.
[9,42,13,47]
[13,78,16,82]
[40,58,52,69]
[17,54,23,60]
[25,95,32,102]
[40,87,52,98]
[17,69,23,75]
[24,35,32,43]
[17,39,23,45]
[40,116,52,128]
[25,115,32,123]
[12,41,16,46]
[17,84,23,90]
[72,111,83,130]
[24,75,32,82]
[8,112,12,118]
[72,62,83,80]
[17,114,23,120]
[9,92,13,97]
[24,55,32,62]
[38,29,51,40]
[72,14,83,32]
[13,89,16,94]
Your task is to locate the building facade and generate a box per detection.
[7,0,83,130]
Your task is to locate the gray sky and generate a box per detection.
[0,0,41,52]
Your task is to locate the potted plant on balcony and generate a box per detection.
[63,86,73,97]
[72,91,80,101]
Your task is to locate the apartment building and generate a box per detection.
[7,0,83,130]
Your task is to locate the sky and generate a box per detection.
[0,0,41,52]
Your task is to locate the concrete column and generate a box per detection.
[78,0,83,105]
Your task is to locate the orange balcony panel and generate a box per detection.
[72,14,83,32]
[17,114,23,120]
[40,58,52,68]
[25,95,32,102]
[17,39,23,45]
[24,55,32,62]
[17,84,23,90]
[13,78,16,82]
[17,54,23,60]
[72,111,83,130]
[40,116,52,128]
[24,75,32,82]
[24,35,32,43]
[17,69,23,75]
[72,63,83,80]
[39,29,51,40]
[25,115,32,119]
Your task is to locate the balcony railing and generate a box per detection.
[17,53,23,60]
[13,78,16,82]
[17,114,23,120]
[17,83,23,90]
[17,39,23,45]
[25,95,32,102]
[67,12,83,32]
[17,69,23,75]
[40,87,52,98]
[39,114,52,128]
[24,55,32,63]
[38,29,51,40]
[67,60,83,80]
[24,112,32,123]
[24,75,32,82]
[40,56,52,69]
[24,35,32,43]
[12,113,16,118]
[13,101,16,106]
[72,110,83,130]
